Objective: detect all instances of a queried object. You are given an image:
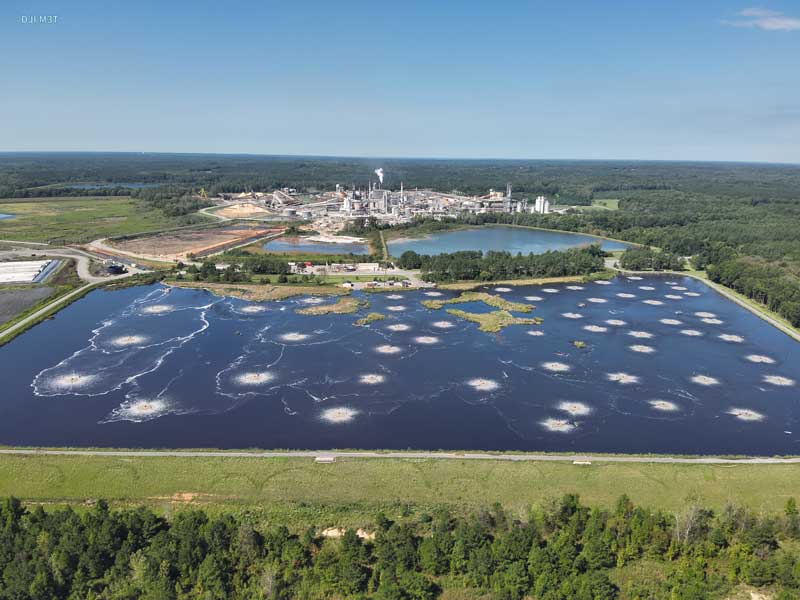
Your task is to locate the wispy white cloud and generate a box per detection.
[723,7,800,31]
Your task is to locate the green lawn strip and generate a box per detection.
[1,455,799,528]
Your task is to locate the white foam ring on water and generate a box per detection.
[684,292,701,297]
[432,321,454,329]
[639,286,656,291]
[375,344,402,355]
[643,299,664,306]
[359,373,385,385]
[542,362,571,373]
[702,318,723,325]
[110,335,149,347]
[617,293,636,299]
[691,375,720,386]
[556,401,592,416]
[542,288,559,294]
[671,286,688,291]
[605,319,627,326]
[140,304,174,315]
[527,330,545,337]
[386,294,404,300]
[649,400,679,412]
[240,305,267,313]
[718,334,744,343]
[746,354,775,364]
[280,332,310,342]
[525,296,544,302]
[727,408,764,422]
[424,291,443,297]
[414,336,440,345]
[627,276,643,281]
[467,378,500,392]
[594,280,612,285]
[299,297,324,305]
[694,312,717,318]
[320,406,359,424]
[387,324,411,332]
[561,312,583,319]
[566,285,585,290]
[387,305,406,312]
[541,418,576,433]
[586,298,607,304]
[583,325,608,333]
[494,287,512,292]
[627,330,653,339]
[659,319,683,326]
[34,298,216,397]
[104,398,174,423]
[629,345,655,354]
[235,371,275,386]
[763,375,795,387]
[607,372,639,384]
[680,329,703,337]
[664,295,683,300]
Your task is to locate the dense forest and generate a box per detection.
[397,246,605,283]
[2,495,800,599]
[2,153,800,203]
[618,248,685,272]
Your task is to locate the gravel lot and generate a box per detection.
[0,287,53,325]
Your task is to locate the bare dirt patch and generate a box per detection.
[112,224,281,259]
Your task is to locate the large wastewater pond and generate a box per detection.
[0,275,798,454]
[387,226,629,256]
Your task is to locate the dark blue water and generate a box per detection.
[388,226,629,256]
[263,237,370,255]
[0,275,798,454]
[0,213,15,220]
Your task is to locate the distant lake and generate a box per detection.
[0,213,15,220]
[263,237,370,255]
[60,182,161,189]
[388,226,629,256]
[0,275,798,454]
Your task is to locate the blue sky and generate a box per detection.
[2,1,799,162]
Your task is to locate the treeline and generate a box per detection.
[619,248,685,271]
[397,245,605,282]
[133,187,211,217]
[4,154,800,202]
[4,495,800,599]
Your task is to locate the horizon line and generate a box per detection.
[0,150,798,167]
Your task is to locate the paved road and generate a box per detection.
[0,245,138,284]
[0,448,798,464]
[0,243,141,341]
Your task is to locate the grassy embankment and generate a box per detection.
[421,291,534,312]
[295,296,365,315]
[0,196,188,243]
[168,280,349,301]
[445,308,541,333]
[1,454,799,529]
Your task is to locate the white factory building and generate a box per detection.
[532,195,551,214]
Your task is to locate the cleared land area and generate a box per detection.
[111,224,280,260]
[1,453,799,527]
[213,203,271,219]
[0,287,53,324]
[0,197,179,243]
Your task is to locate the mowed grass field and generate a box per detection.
[1,454,799,527]
[0,197,175,243]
